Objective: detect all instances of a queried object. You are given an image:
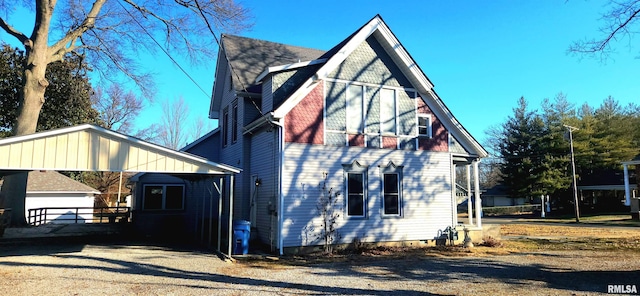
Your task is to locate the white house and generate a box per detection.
[23,171,99,224]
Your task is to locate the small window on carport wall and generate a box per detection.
[143,184,185,210]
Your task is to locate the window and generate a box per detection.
[380,88,396,134]
[347,173,365,216]
[380,161,403,217]
[222,107,229,147]
[346,84,364,133]
[143,185,185,210]
[232,101,238,143]
[343,161,368,218]
[418,114,432,137]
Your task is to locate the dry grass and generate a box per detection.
[500,223,640,252]
[234,223,640,269]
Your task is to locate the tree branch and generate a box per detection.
[0,17,30,46]
[48,0,106,63]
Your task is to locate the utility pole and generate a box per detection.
[564,125,580,223]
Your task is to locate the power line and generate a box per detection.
[192,0,266,119]
[116,0,210,100]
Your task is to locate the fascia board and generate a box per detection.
[255,59,328,83]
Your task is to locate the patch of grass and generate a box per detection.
[520,214,640,227]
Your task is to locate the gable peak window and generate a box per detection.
[418,114,432,138]
[346,84,364,134]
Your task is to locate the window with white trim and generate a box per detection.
[343,161,368,218]
[380,162,403,216]
[346,84,364,133]
[380,88,397,135]
[417,114,432,138]
[143,184,185,210]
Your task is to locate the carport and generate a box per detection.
[0,124,240,256]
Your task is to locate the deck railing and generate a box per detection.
[27,206,131,226]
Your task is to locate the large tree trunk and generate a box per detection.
[0,1,52,226]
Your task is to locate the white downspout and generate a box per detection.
[270,119,285,255]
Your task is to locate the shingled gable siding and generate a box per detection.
[325,35,424,150]
[284,82,324,144]
[417,97,449,151]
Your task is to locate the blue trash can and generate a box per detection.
[232,220,251,255]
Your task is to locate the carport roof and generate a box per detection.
[0,124,240,175]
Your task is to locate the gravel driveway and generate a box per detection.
[0,241,638,295]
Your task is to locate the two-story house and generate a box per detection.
[207,15,487,254]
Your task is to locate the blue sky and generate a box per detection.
[2,1,639,147]
[144,0,640,145]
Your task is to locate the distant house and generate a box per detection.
[133,15,487,254]
[0,171,100,224]
[480,184,526,207]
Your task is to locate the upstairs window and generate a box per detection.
[232,101,238,143]
[380,88,397,135]
[346,84,364,133]
[143,185,185,210]
[418,114,432,138]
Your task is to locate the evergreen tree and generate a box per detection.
[499,97,539,200]
[0,44,98,137]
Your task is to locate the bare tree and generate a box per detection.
[0,0,251,226]
[569,1,640,59]
[157,96,190,150]
[92,84,143,133]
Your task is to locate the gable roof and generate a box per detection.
[0,124,240,175]
[214,15,488,159]
[0,170,100,194]
[26,171,100,194]
[272,15,487,158]
[222,34,326,94]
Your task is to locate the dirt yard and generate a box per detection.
[0,223,638,295]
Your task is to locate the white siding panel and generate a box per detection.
[281,143,452,247]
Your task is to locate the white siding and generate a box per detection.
[281,143,453,247]
[25,193,95,224]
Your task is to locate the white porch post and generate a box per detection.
[623,164,631,206]
[473,160,482,228]
[466,164,473,226]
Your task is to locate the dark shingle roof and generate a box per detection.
[221,34,326,93]
[25,171,99,193]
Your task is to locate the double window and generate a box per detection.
[143,184,185,210]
